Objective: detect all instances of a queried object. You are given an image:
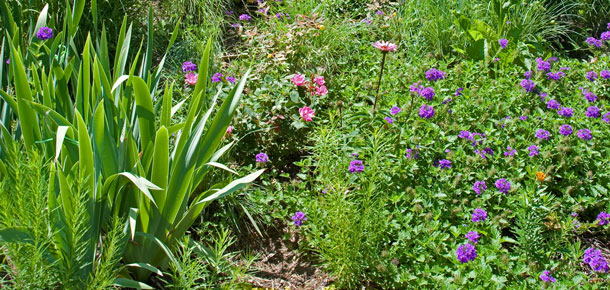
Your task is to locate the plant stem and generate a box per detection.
[373,52,387,112]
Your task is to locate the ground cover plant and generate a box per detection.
[1,0,610,289]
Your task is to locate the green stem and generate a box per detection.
[373,52,387,112]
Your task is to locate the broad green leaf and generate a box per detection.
[55,126,69,163]
[125,263,163,276]
[9,41,40,149]
[113,278,153,290]
[129,208,138,240]
[0,228,34,244]
[119,172,160,207]
[75,110,94,192]
[132,77,155,153]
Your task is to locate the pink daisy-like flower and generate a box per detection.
[291,74,307,86]
[372,41,397,52]
[299,106,315,122]
[185,72,198,86]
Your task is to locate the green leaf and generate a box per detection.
[55,126,69,163]
[132,77,155,154]
[0,228,34,244]
[119,172,161,207]
[9,40,40,150]
[129,208,138,240]
[113,278,153,289]
[198,169,265,204]
[125,263,164,276]
[135,232,181,272]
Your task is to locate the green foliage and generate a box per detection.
[0,1,263,285]
[0,144,125,289]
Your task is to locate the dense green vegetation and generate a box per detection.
[1,0,609,289]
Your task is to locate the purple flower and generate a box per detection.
[571,212,579,217]
[291,211,307,226]
[425,68,446,82]
[36,27,53,40]
[419,87,435,100]
[5,59,8,64]
[384,117,394,124]
[351,153,359,158]
[586,106,601,118]
[390,106,401,115]
[546,71,565,81]
[472,208,487,223]
[583,248,608,273]
[226,76,236,84]
[182,61,197,73]
[524,71,533,79]
[455,87,464,96]
[577,129,592,141]
[504,146,517,157]
[405,148,419,159]
[472,181,487,195]
[586,37,603,48]
[581,88,597,103]
[519,116,528,121]
[535,129,551,140]
[349,160,364,173]
[536,57,551,72]
[557,107,573,117]
[597,212,610,226]
[539,271,557,283]
[376,10,384,15]
[458,130,473,140]
[361,18,372,25]
[239,14,251,21]
[520,79,536,92]
[601,31,610,41]
[211,73,223,83]
[495,178,511,194]
[419,105,435,119]
[603,112,610,123]
[601,70,610,79]
[442,99,453,105]
[559,124,573,136]
[255,152,269,163]
[438,159,451,169]
[527,145,540,156]
[465,231,480,244]
[546,99,560,110]
[586,71,598,82]
[226,10,233,15]
[498,38,508,49]
[456,243,477,264]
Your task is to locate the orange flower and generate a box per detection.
[536,171,546,182]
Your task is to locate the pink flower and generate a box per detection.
[226,126,233,134]
[314,76,325,86]
[185,72,198,86]
[372,41,397,52]
[291,74,307,86]
[315,85,328,96]
[299,106,315,122]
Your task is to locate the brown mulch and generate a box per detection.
[240,224,333,290]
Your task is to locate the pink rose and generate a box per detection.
[299,106,315,122]
[291,74,307,86]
